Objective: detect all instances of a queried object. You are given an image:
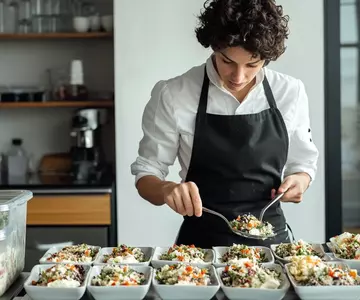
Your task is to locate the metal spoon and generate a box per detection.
[259,193,284,222]
[202,193,284,240]
[202,207,276,240]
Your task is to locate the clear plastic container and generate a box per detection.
[0,190,32,296]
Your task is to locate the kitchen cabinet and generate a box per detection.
[27,194,111,225]
[24,190,116,272]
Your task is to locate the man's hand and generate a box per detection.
[162,181,203,217]
[271,173,311,203]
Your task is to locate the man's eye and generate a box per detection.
[247,64,258,68]
[223,59,232,64]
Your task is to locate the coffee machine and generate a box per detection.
[70,108,108,182]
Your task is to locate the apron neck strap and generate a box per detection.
[198,67,210,116]
[199,67,277,112]
[262,76,277,109]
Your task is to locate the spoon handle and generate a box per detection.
[202,207,233,228]
[259,193,284,222]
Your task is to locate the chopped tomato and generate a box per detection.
[244,261,253,268]
[186,266,193,272]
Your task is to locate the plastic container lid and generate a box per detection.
[0,190,33,209]
[0,190,32,241]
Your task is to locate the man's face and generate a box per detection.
[214,47,265,93]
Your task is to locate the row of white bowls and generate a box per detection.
[25,260,360,300]
[38,243,360,269]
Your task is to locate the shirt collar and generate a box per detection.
[205,54,265,92]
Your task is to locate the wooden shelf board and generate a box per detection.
[0,101,114,108]
[0,32,113,39]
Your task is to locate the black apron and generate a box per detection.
[176,67,291,248]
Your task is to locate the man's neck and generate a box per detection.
[231,77,256,103]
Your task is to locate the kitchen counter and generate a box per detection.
[0,173,114,194]
[1,173,118,271]
[5,273,301,300]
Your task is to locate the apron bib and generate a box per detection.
[176,67,291,248]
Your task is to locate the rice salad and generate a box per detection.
[31,264,85,288]
[156,264,210,286]
[91,265,146,286]
[221,244,268,263]
[330,232,360,260]
[102,244,146,263]
[220,259,281,289]
[275,240,322,260]
[159,244,206,263]
[230,214,274,237]
[46,244,98,263]
[288,256,360,286]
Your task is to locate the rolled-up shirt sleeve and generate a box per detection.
[284,79,319,181]
[131,81,179,184]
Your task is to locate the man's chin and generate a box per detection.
[225,83,244,92]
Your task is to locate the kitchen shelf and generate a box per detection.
[0,101,114,108]
[0,32,113,39]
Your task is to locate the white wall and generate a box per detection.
[115,0,325,245]
[115,0,210,246]
[271,0,325,242]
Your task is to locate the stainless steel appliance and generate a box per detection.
[70,108,108,182]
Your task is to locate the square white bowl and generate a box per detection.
[39,245,101,265]
[151,247,214,269]
[152,265,220,300]
[285,261,360,300]
[93,247,155,266]
[213,246,274,268]
[326,242,360,269]
[86,265,153,300]
[24,264,91,300]
[216,263,290,300]
[270,243,330,264]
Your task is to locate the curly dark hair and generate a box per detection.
[195,0,290,62]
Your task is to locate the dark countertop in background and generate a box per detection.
[0,173,114,194]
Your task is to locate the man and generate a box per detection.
[131,0,319,248]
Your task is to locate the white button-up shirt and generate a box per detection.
[131,56,319,184]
